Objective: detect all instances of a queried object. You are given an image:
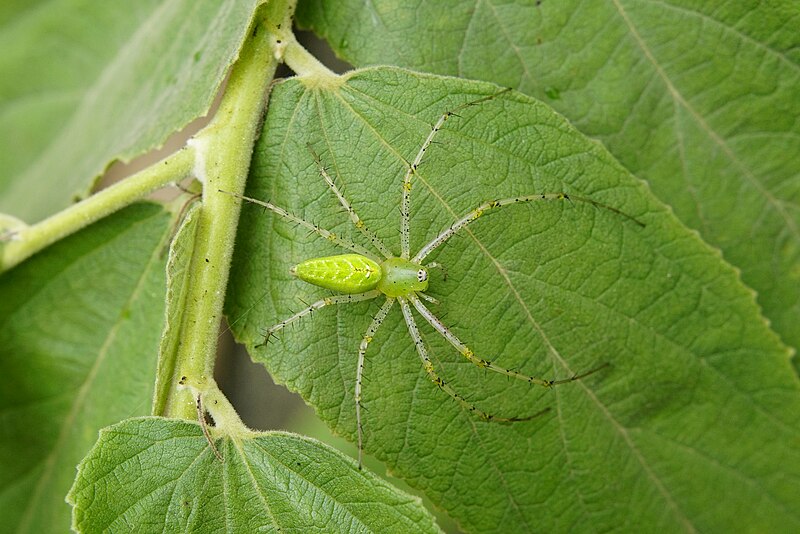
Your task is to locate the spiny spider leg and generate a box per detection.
[413,193,644,263]
[219,190,378,260]
[355,297,395,468]
[408,294,605,387]
[398,297,550,422]
[425,261,448,281]
[257,290,382,347]
[417,292,439,305]
[196,394,223,462]
[307,145,394,259]
[400,89,512,259]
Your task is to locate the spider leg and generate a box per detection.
[413,193,644,263]
[397,297,549,422]
[417,291,439,306]
[218,189,379,261]
[407,294,608,386]
[257,290,382,347]
[417,292,439,305]
[196,394,223,462]
[424,261,448,281]
[400,89,512,259]
[354,297,395,469]
[307,145,394,259]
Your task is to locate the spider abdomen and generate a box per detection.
[291,254,382,294]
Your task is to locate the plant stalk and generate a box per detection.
[0,148,193,272]
[165,2,292,419]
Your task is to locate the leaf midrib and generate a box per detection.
[610,0,799,240]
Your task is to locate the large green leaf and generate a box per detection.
[296,0,800,353]
[226,68,800,532]
[68,417,440,533]
[0,0,263,222]
[0,203,170,533]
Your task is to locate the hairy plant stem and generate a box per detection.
[164,2,292,420]
[0,148,193,272]
[279,29,337,80]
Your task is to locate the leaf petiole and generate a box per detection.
[0,147,194,273]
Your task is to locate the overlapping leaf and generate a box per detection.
[0,203,170,532]
[68,417,440,533]
[153,200,200,416]
[227,68,800,532]
[297,0,800,354]
[0,0,263,222]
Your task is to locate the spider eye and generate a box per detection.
[418,269,428,282]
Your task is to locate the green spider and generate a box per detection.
[227,91,642,467]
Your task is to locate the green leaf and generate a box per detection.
[0,0,263,223]
[296,0,800,354]
[0,203,170,533]
[68,417,441,533]
[152,198,200,416]
[226,68,800,532]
